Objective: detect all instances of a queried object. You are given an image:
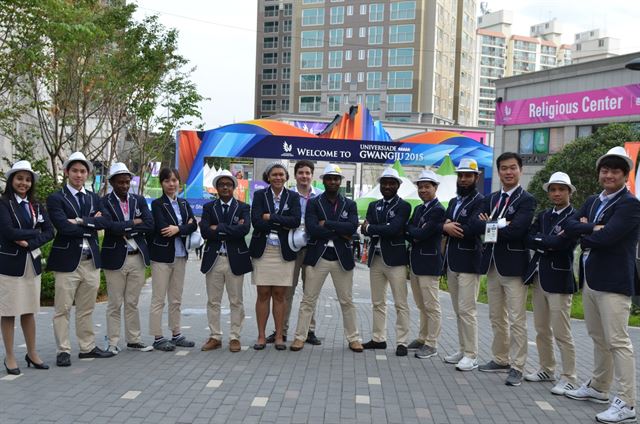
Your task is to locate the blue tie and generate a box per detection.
[19,201,32,226]
[76,192,85,215]
[222,204,229,222]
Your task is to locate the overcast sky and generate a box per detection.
[133,0,639,130]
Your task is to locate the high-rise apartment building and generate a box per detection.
[254,0,477,126]
[572,29,620,64]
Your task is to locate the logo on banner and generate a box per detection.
[504,105,512,116]
[281,141,294,157]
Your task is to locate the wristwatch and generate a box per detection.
[75,217,82,224]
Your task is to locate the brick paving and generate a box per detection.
[1,258,639,423]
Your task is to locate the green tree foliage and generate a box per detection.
[528,124,640,210]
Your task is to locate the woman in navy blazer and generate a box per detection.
[148,167,197,351]
[249,163,301,350]
[0,161,54,374]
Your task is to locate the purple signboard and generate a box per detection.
[496,84,640,126]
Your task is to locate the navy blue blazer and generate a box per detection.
[46,187,110,272]
[249,187,301,262]
[362,195,411,267]
[407,199,446,276]
[200,198,252,276]
[304,193,359,271]
[563,188,640,296]
[0,198,54,276]
[471,186,536,276]
[149,194,197,263]
[100,192,154,270]
[524,206,578,293]
[443,191,485,274]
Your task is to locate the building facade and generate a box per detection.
[572,29,621,64]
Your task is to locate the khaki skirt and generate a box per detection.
[0,258,40,317]
[251,245,294,286]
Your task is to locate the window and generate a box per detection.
[262,68,277,80]
[264,21,279,33]
[283,20,292,32]
[387,70,413,88]
[345,50,352,60]
[368,26,383,45]
[369,3,384,22]
[302,8,324,26]
[261,84,277,96]
[282,68,290,80]
[300,74,322,90]
[264,5,278,17]
[328,95,342,112]
[329,28,344,46]
[359,27,366,38]
[390,1,416,20]
[357,72,364,82]
[328,73,342,90]
[303,0,324,3]
[366,71,381,89]
[367,49,383,67]
[301,30,324,48]
[365,94,381,111]
[299,96,321,112]
[281,83,290,96]
[283,3,292,16]
[360,4,367,14]
[358,49,365,60]
[263,52,278,65]
[519,129,550,155]
[300,51,323,69]
[356,94,363,105]
[387,94,412,112]
[344,73,351,83]
[389,24,415,43]
[281,99,290,112]
[261,99,277,112]
[346,5,353,15]
[283,36,292,48]
[263,37,278,49]
[328,50,343,68]
[388,48,414,66]
[330,6,344,24]
[598,39,605,47]
[346,28,353,38]
[282,51,291,64]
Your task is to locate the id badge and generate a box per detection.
[268,232,279,241]
[31,248,42,259]
[484,222,499,243]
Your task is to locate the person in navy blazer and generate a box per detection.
[440,157,485,371]
[289,164,363,353]
[406,170,446,360]
[100,163,154,355]
[47,152,113,367]
[472,152,535,386]
[0,161,54,374]
[249,162,301,350]
[199,170,251,353]
[563,147,640,423]
[148,167,198,352]
[523,172,578,395]
[360,167,412,356]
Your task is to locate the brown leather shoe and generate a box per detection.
[229,339,241,352]
[349,341,364,352]
[289,339,305,351]
[201,338,221,351]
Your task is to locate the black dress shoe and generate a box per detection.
[362,340,387,349]
[265,331,286,344]
[305,331,322,346]
[25,354,49,370]
[253,343,266,350]
[4,359,20,375]
[56,352,71,367]
[78,347,115,359]
[395,345,408,357]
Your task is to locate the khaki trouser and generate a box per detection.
[583,281,636,406]
[486,264,528,372]
[409,273,441,347]
[53,259,100,354]
[285,249,315,333]
[370,254,409,346]
[293,258,360,343]
[149,258,187,336]
[532,277,577,383]
[104,254,147,346]
[205,256,245,341]
[447,269,480,358]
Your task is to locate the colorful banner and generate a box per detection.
[496,84,640,126]
[624,142,640,196]
[287,120,329,134]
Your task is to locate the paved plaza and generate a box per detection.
[1,258,639,423]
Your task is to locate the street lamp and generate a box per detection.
[625,57,640,71]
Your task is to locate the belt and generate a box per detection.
[127,250,139,255]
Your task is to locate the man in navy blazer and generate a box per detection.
[406,170,445,360]
[101,163,154,354]
[200,170,251,353]
[472,152,535,386]
[289,164,363,353]
[47,152,114,367]
[361,167,412,356]
[523,172,578,395]
[440,158,485,371]
[563,147,640,424]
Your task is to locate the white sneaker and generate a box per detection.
[455,356,478,371]
[551,379,577,396]
[565,382,610,404]
[596,397,637,423]
[444,351,464,364]
[524,369,555,382]
[107,345,120,355]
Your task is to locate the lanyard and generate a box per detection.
[490,194,510,220]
